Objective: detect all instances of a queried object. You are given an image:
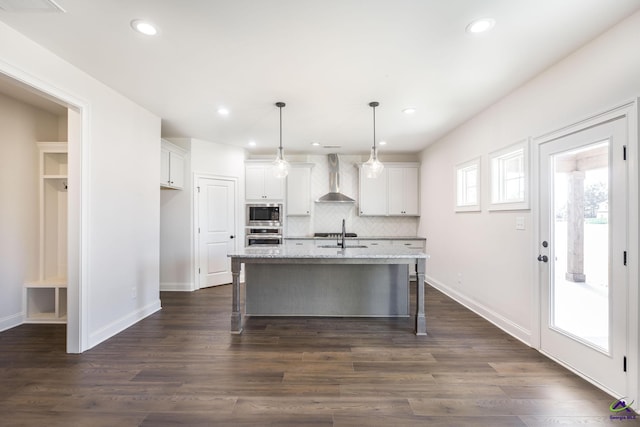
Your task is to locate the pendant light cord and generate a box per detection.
[372,104,376,150]
[279,104,283,150]
[369,101,379,150]
[276,101,285,150]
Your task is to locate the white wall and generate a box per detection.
[419,10,640,342]
[160,138,246,291]
[0,92,60,331]
[0,21,161,351]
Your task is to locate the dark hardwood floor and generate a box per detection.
[0,284,633,426]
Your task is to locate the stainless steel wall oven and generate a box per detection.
[245,227,282,246]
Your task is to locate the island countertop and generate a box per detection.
[227,244,429,260]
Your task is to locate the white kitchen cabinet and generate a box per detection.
[285,239,315,249]
[24,142,68,324]
[392,239,425,251]
[245,162,285,200]
[359,163,419,216]
[359,168,388,216]
[24,279,67,324]
[286,163,313,215]
[161,139,185,189]
[387,165,419,216]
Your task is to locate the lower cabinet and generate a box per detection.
[24,280,67,324]
[392,239,425,251]
[286,239,315,249]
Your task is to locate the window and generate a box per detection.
[490,140,529,210]
[455,157,481,212]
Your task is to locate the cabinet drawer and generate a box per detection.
[363,240,393,247]
[286,239,314,248]
[393,240,425,250]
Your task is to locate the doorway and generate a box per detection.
[537,114,628,396]
[0,70,86,353]
[196,176,237,288]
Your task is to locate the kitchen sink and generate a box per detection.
[318,245,368,249]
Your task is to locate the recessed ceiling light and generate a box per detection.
[217,107,230,116]
[311,142,321,147]
[402,108,416,114]
[131,19,158,36]
[379,141,387,146]
[248,140,256,147]
[466,18,495,34]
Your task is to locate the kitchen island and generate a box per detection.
[227,245,427,335]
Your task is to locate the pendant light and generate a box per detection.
[362,101,384,178]
[272,101,290,178]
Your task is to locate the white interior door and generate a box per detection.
[197,177,236,288]
[538,117,627,396]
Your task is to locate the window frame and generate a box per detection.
[455,156,481,212]
[489,139,530,211]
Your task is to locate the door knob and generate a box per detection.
[537,255,548,262]
[230,235,235,239]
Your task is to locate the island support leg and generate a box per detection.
[230,258,243,334]
[415,258,427,335]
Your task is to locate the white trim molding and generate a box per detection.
[0,312,24,333]
[426,275,533,346]
[0,58,91,354]
[88,300,161,349]
[160,282,194,292]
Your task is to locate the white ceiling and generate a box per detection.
[1,0,639,155]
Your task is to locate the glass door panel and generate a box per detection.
[551,141,609,351]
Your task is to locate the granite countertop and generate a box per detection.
[228,245,428,260]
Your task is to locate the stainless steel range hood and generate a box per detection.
[315,154,355,203]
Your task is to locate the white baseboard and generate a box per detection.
[160,282,194,292]
[425,275,532,346]
[88,299,162,349]
[0,312,24,332]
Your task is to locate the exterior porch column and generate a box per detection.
[566,170,586,282]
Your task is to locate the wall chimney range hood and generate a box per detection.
[315,154,355,203]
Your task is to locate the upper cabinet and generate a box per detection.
[245,162,285,200]
[359,168,388,216]
[387,165,419,215]
[161,139,186,189]
[359,163,420,216]
[286,163,313,216]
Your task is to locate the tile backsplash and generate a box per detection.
[284,154,419,237]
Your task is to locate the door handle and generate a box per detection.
[537,255,548,262]
[230,235,235,239]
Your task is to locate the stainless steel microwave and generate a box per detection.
[246,203,283,226]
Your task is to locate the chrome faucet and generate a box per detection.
[341,218,346,248]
